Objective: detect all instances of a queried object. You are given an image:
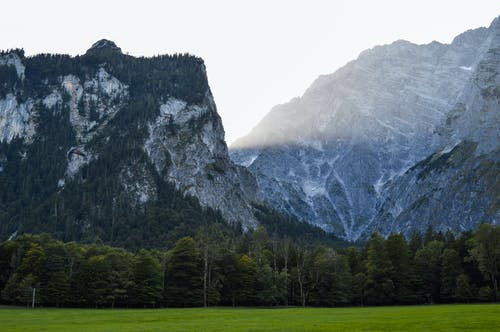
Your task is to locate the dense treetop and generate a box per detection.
[1,224,498,308]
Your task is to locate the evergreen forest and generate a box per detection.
[1,223,498,308]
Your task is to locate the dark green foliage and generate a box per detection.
[411,141,477,181]
[365,233,394,305]
[414,240,445,303]
[409,230,424,255]
[103,249,134,308]
[455,273,473,303]
[308,248,351,306]
[351,272,366,306]
[0,224,498,308]
[235,255,258,305]
[440,248,462,302]
[469,223,500,300]
[218,250,241,306]
[195,223,229,307]
[0,65,18,97]
[253,203,349,248]
[165,237,202,307]
[386,233,415,303]
[132,249,162,307]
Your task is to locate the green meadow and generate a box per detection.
[1,304,499,331]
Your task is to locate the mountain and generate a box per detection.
[0,40,259,247]
[231,17,500,241]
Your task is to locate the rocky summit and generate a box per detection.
[0,42,259,247]
[230,16,500,241]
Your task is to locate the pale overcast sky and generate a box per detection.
[1,1,499,144]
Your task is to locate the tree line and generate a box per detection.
[0,223,498,308]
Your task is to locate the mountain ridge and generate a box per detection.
[230,16,500,240]
[0,41,260,246]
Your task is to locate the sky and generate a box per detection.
[1,1,499,144]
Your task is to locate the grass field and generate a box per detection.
[1,304,499,331]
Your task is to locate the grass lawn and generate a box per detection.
[1,304,499,331]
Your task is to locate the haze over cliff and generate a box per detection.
[231,16,500,240]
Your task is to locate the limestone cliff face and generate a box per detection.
[231,17,500,240]
[144,93,259,227]
[370,20,500,236]
[0,40,258,243]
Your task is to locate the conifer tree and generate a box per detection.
[440,248,462,302]
[132,249,162,307]
[165,237,202,307]
[235,255,258,305]
[469,224,500,301]
[386,233,414,303]
[414,240,444,303]
[365,233,394,304]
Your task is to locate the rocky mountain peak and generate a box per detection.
[85,39,122,55]
[0,44,260,246]
[230,16,500,240]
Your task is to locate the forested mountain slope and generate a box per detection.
[0,40,259,247]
